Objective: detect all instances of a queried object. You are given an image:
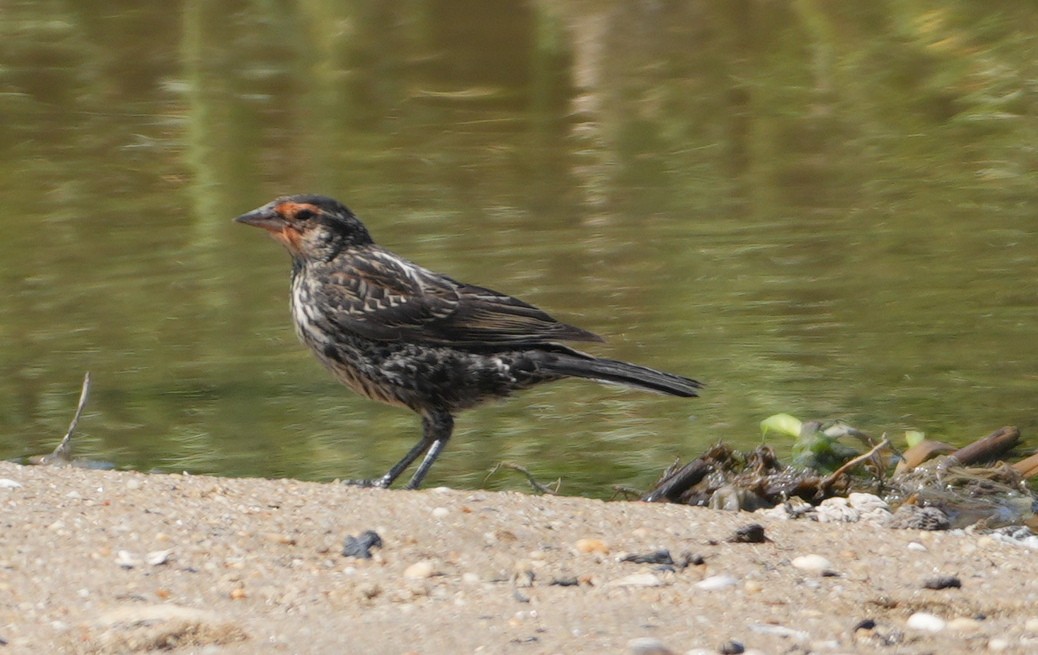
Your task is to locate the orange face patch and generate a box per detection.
[276,201,319,223]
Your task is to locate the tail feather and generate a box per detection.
[543,353,702,397]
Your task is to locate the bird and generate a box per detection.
[235,194,702,489]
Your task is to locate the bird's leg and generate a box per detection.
[404,410,454,490]
[344,410,454,489]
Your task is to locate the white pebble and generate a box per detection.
[694,574,737,591]
[907,541,928,552]
[792,554,833,574]
[907,612,946,632]
[431,506,449,519]
[816,498,859,523]
[146,549,173,566]
[0,478,22,489]
[126,478,141,491]
[607,573,663,588]
[115,550,140,569]
[403,560,436,579]
[848,492,890,513]
[988,637,1011,651]
[1024,618,1038,633]
[627,636,673,655]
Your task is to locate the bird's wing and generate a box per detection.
[317,248,602,346]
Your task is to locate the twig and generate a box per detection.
[819,437,890,493]
[485,462,560,494]
[40,372,91,465]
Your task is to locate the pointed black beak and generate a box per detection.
[234,204,284,231]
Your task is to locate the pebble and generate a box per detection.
[907,542,927,552]
[922,575,961,590]
[0,479,22,489]
[791,554,833,574]
[607,573,663,588]
[431,506,449,519]
[988,637,1011,651]
[403,560,436,579]
[906,612,946,632]
[627,636,674,655]
[146,549,173,566]
[1025,617,1038,633]
[848,492,890,513]
[694,574,737,591]
[815,498,859,523]
[575,538,610,554]
[115,550,140,569]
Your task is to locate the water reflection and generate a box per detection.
[0,2,1035,495]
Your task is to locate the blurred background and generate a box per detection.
[0,1,1035,494]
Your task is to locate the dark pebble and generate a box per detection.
[719,639,745,654]
[549,576,580,587]
[728,523,767,543]
[923,575,962,590]
[342,530,383,559]
[621,549,674,565]
[853,618,877,631]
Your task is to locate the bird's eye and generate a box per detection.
[295,208,316,221]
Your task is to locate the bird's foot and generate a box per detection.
[342,475,393,489]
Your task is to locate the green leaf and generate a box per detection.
[760,413,803,439]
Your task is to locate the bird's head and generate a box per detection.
[234,194,373,260]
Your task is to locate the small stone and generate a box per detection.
[694,574,737,591]
[125,478,141,491]
[907,542,927,552]
[1024,618,1038,633]
[816,498,859,523]
[431,506,449,519]
[620,549,673,565]
[146,549,173,566]
[792,554,833,574]
[461,572,480,584]
[923,575,961,590]
[627,636,674,655]
[848,492,889,513]
[0,479,22,489]
[403,560,436,579]
[229,586,247,600]
[607,573,663,588]
[728,523,767,543]
[907,612,946,632]
[342,530,382,559]
[719,640,745,654]
[115,550,139,569]
[988,637,1011,651]
[575,538,610,554]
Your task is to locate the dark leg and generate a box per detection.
[345,410,453,489]
[404,410,454,490]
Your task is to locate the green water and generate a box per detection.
[1,2,1035,494]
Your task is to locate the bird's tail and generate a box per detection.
[542,352,702,398]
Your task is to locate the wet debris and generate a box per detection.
[341,530,383,559]
[642,419,1038,532]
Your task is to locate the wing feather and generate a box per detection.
[313,248,602,346]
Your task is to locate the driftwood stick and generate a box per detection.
[40,372,91,465]
[1011,451,1038,479]
[947,426,1020,467]
[641,459,712,503]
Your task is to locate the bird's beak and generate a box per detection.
[234,204,285,232]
